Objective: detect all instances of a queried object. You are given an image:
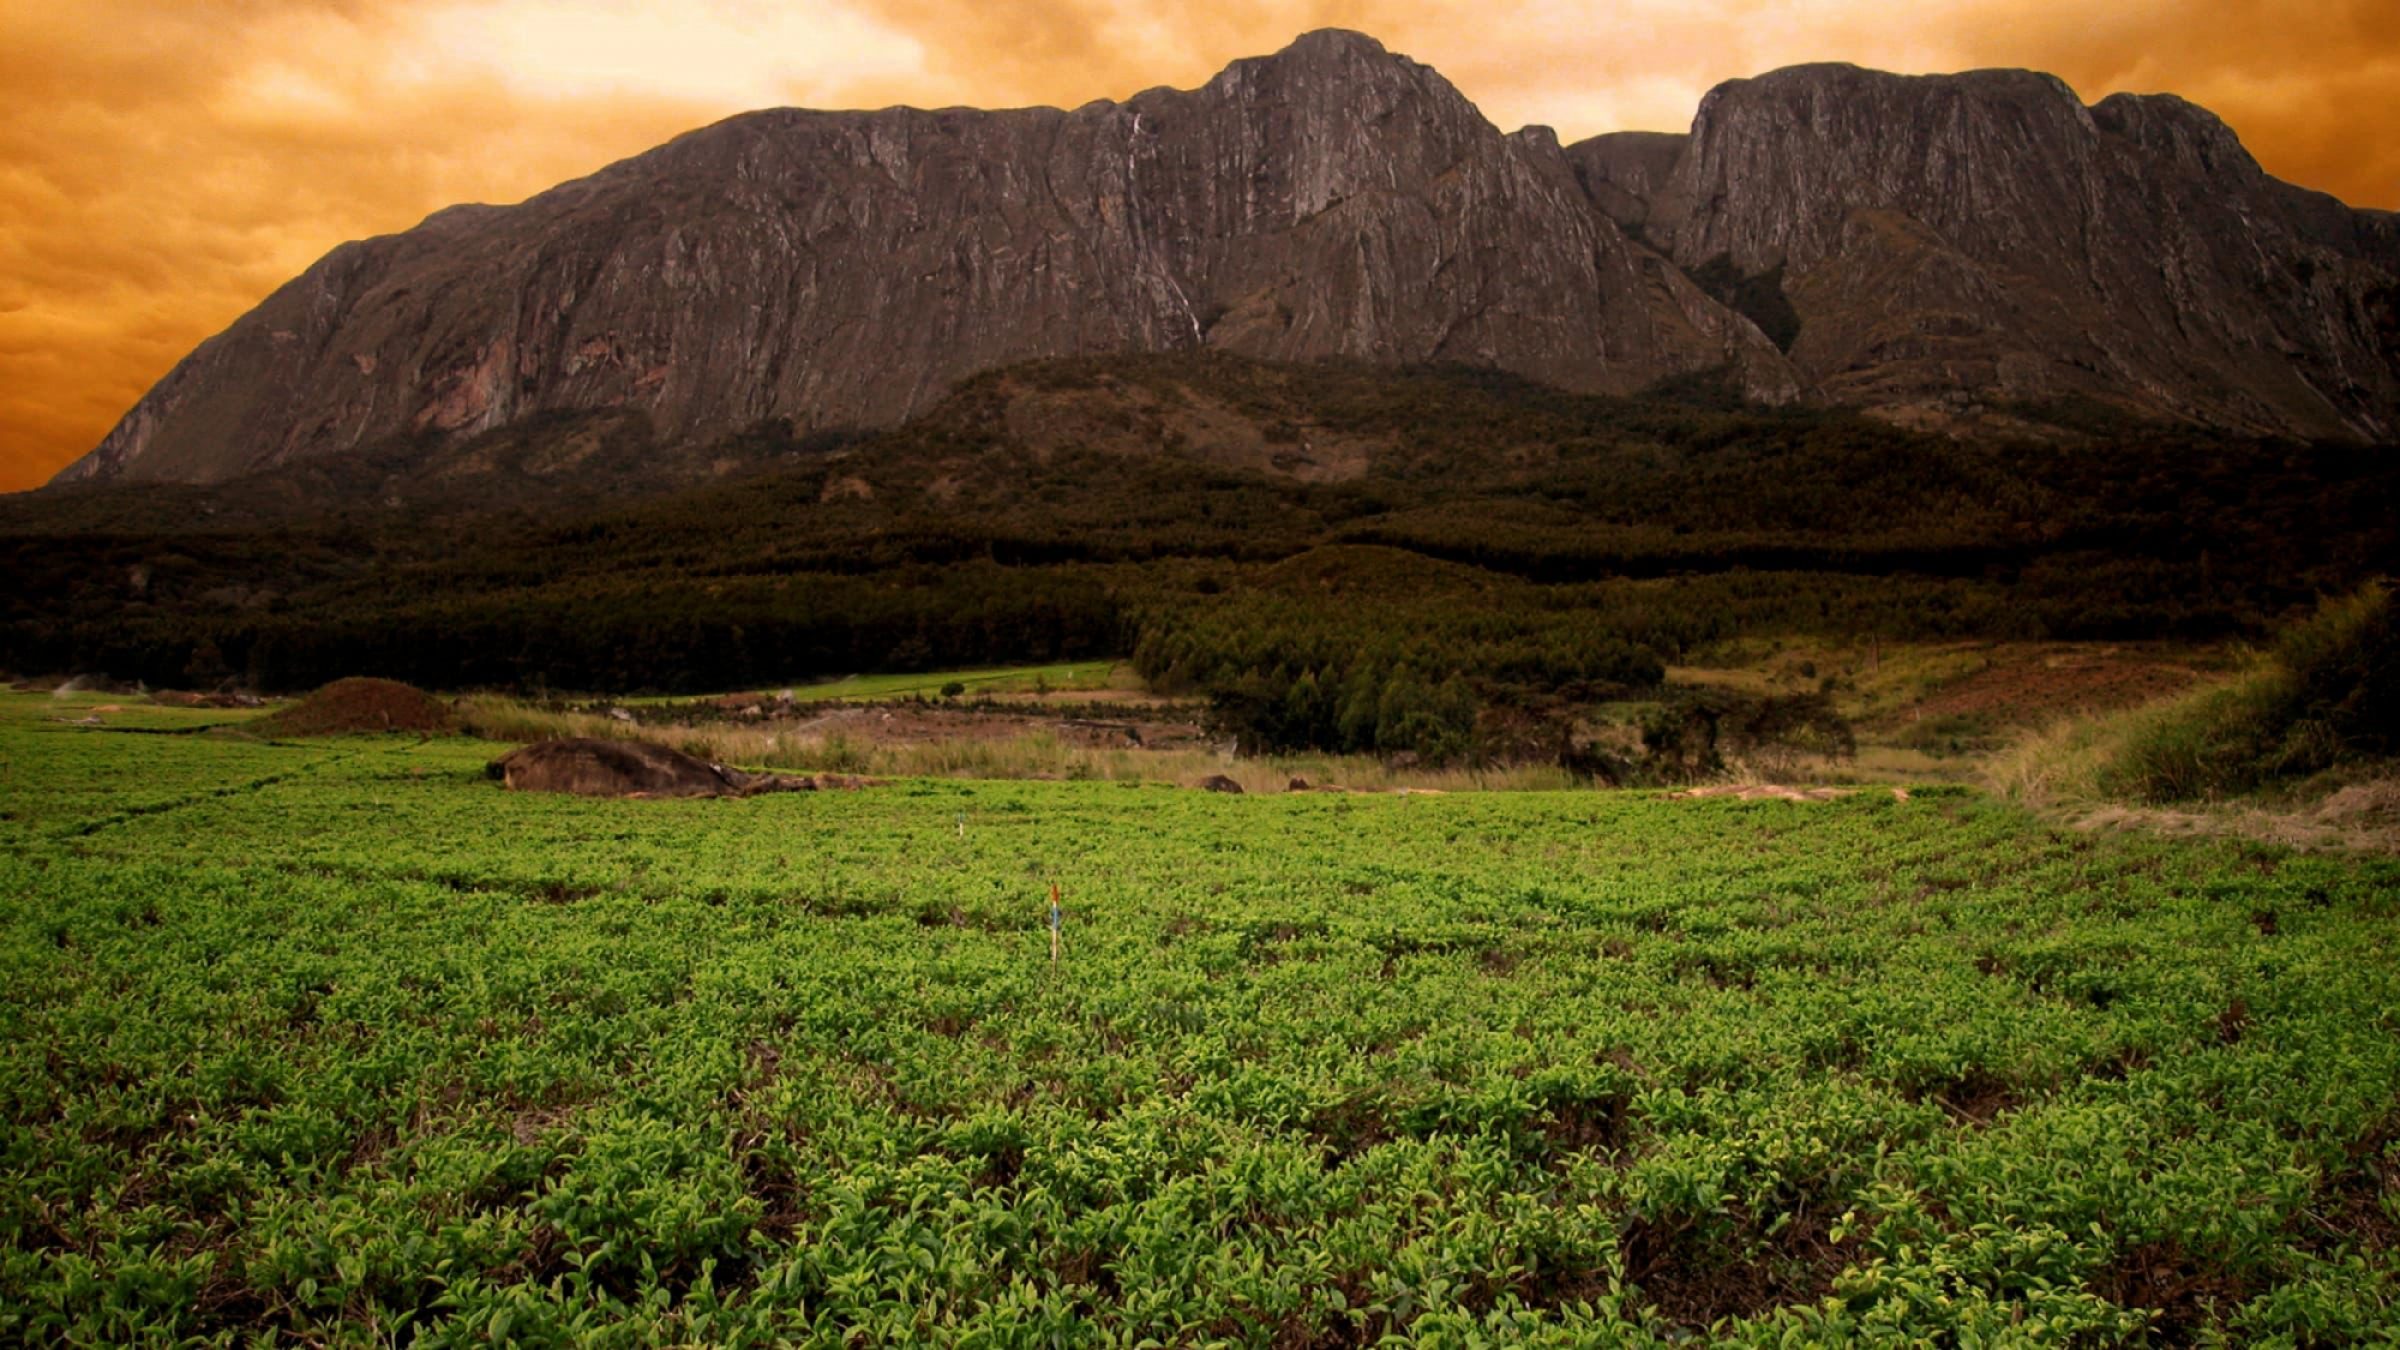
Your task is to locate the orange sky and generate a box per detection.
[4,0,2395,492]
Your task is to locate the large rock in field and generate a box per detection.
[489,737,832,798]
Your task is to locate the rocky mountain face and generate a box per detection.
[57,31,1787,487]
[55,32,2400,488]
[1574,65,2400,438]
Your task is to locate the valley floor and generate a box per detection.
[1,693,2396,1343]
[415,640,2240,798]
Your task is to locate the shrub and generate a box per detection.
[1636,688,1856,782]
[2276,580,2396,757]
[2099,582,2392,802]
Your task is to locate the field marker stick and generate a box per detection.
[1049,883,1062,966]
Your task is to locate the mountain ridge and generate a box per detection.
[51,29,2400,488]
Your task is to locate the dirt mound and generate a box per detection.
[1196,774,1245,794]
[490,738,869,798]
[254,678,454,736]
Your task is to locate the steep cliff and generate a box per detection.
[53,34,2400,489]
[1612,64,2400,437]
[57,30,1789,487]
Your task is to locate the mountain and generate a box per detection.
[1576,64,2400,438]
[51,31,2400,488]
[54,31,1788,488]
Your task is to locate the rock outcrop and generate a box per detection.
[1599,64,2400,438]
[57,31,1789,487]
[489,737,856,798]
[54,34,2400,488]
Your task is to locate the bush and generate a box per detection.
[1637,688,1856,782]
[2099,582,2392,802]
[2276,580,2397,757]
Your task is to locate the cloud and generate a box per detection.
[2,0,2392,492]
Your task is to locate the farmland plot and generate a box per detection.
[1,696,2395,1344]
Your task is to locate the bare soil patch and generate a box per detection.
[663,699,1211,752]
[149,690,266,709]
[1669,784,1913,803]
[1903,646,2203,727]
[253,678,454,736]
[2091,1240,2255,1343]
[1608,1203,1866,1332]
[2301,1114,2400,1256]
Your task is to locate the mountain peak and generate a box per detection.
[1202,25,1443,105]
[2091,91,2259,179]
[49,38,2400,488]
[1276,28,1392,60]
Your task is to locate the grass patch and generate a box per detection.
[614,661,1122,706]
[455,695,1577,792]
[1987,585,2399,850]
[2097,585,2391,804]
[4,690,2398,1341]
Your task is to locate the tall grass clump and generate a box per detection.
[2095,582,2392,803]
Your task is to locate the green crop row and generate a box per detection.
[1,695,2395,1343]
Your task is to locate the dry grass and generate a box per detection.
[1979,659,2288,809]
[456,697,1576,793]
[1980,713,2134,809]
[2069,776,2400,854]
[1678,638,2226,733]
[1981,670,2400,854]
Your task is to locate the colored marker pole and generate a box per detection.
[1048,883,1062,966]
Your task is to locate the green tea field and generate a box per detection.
[1,693,2395,1344]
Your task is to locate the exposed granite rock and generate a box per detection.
[58,30,1789,487]
[1617,64,2400,438]
[55,35,2400,488]
[1564,131,1686,235]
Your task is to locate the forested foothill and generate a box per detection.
[5,354,2393,766]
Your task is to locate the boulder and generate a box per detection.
[489,737,840,798]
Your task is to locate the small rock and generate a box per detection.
[1197,774,1245,794]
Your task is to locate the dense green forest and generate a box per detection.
[4,354,2393,761]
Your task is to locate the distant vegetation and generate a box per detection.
[4,354,2393,768]
[1130,550,1665,763]
[1988,583,2396,814]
